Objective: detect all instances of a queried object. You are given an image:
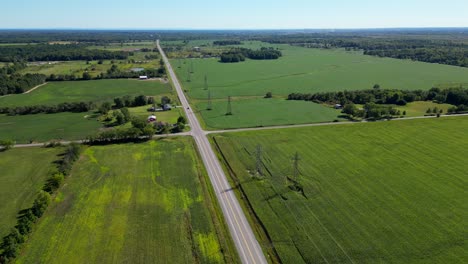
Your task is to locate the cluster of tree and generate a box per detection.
[220,47,282,63]
[0,73,46,95]
[0,44,128,62]
[113,94,154,109]
[258,32,468,67]
[213,40,242,46]
[112,108,131,125]
[287,87,468,107]
[0,144,82,263]
[0,101,94,116]
[86,117,155,144]
[0,62,27,75]
[447,105,468,114]
[220,52,245,63]
[341,103,403,120]
[0,139,14,151]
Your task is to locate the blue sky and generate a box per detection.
[2,0,467,29]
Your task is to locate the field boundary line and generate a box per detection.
[23,82,48,94]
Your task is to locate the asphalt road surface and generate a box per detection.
[157,40,268,264]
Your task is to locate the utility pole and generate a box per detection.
[255,144,263,176]
[190,60,194,73]
[226,96,232,115]
[207,90,212,110]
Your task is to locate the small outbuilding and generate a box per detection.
[334,104,343,109]
[147,115,157,122]
[139,76,148,80]
[163,104,172,111]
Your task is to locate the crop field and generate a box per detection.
[0,147,61,238]
[210,116,468,263]
[16,138,236,263]
[171,43,468,100]
[193,97,342,129]
[0,112,102,143]
[0,79,172,107]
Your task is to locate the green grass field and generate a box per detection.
[22,61,112,78]
[0,147,62,238]
[127,105,183,124]
[171,43,468,100]
[0,79,172,107]
[0,112,102,143]
[194,97,342,129]
[396,101,454,117]
[22,57,160,78]
[16,138,237,263]
[211,117,468,263]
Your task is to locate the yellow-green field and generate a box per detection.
[16,138,237,263]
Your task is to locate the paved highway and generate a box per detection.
[157,40,268,264]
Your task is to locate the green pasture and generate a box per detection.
[16,138,236,263]
[0,79,172,107]
[211,116,468,263]
[171,43,468,99]
[0,112,102,143]
[396,101,454,117]
[0,147,62,238]
[194,97,342,129]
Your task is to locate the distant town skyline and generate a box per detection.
[1,0,467,29]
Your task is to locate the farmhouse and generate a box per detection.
[193,46,201,52]
[139,76,148,80]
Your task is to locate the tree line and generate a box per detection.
[0,93,155,116]
[287,87,468,107]
[0,44,128,62]
[0,101,94,115]
[0,73,46,95]
[220,47,282,63]
[258,33,468,67]
[213,40,242,46]
[0,144,82,263]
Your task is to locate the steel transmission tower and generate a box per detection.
[255,144,263,176]
[207,90,212,110]
[226,96,232,115]
[292,152,300,181]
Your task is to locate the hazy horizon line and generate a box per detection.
[1,26,467,31]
